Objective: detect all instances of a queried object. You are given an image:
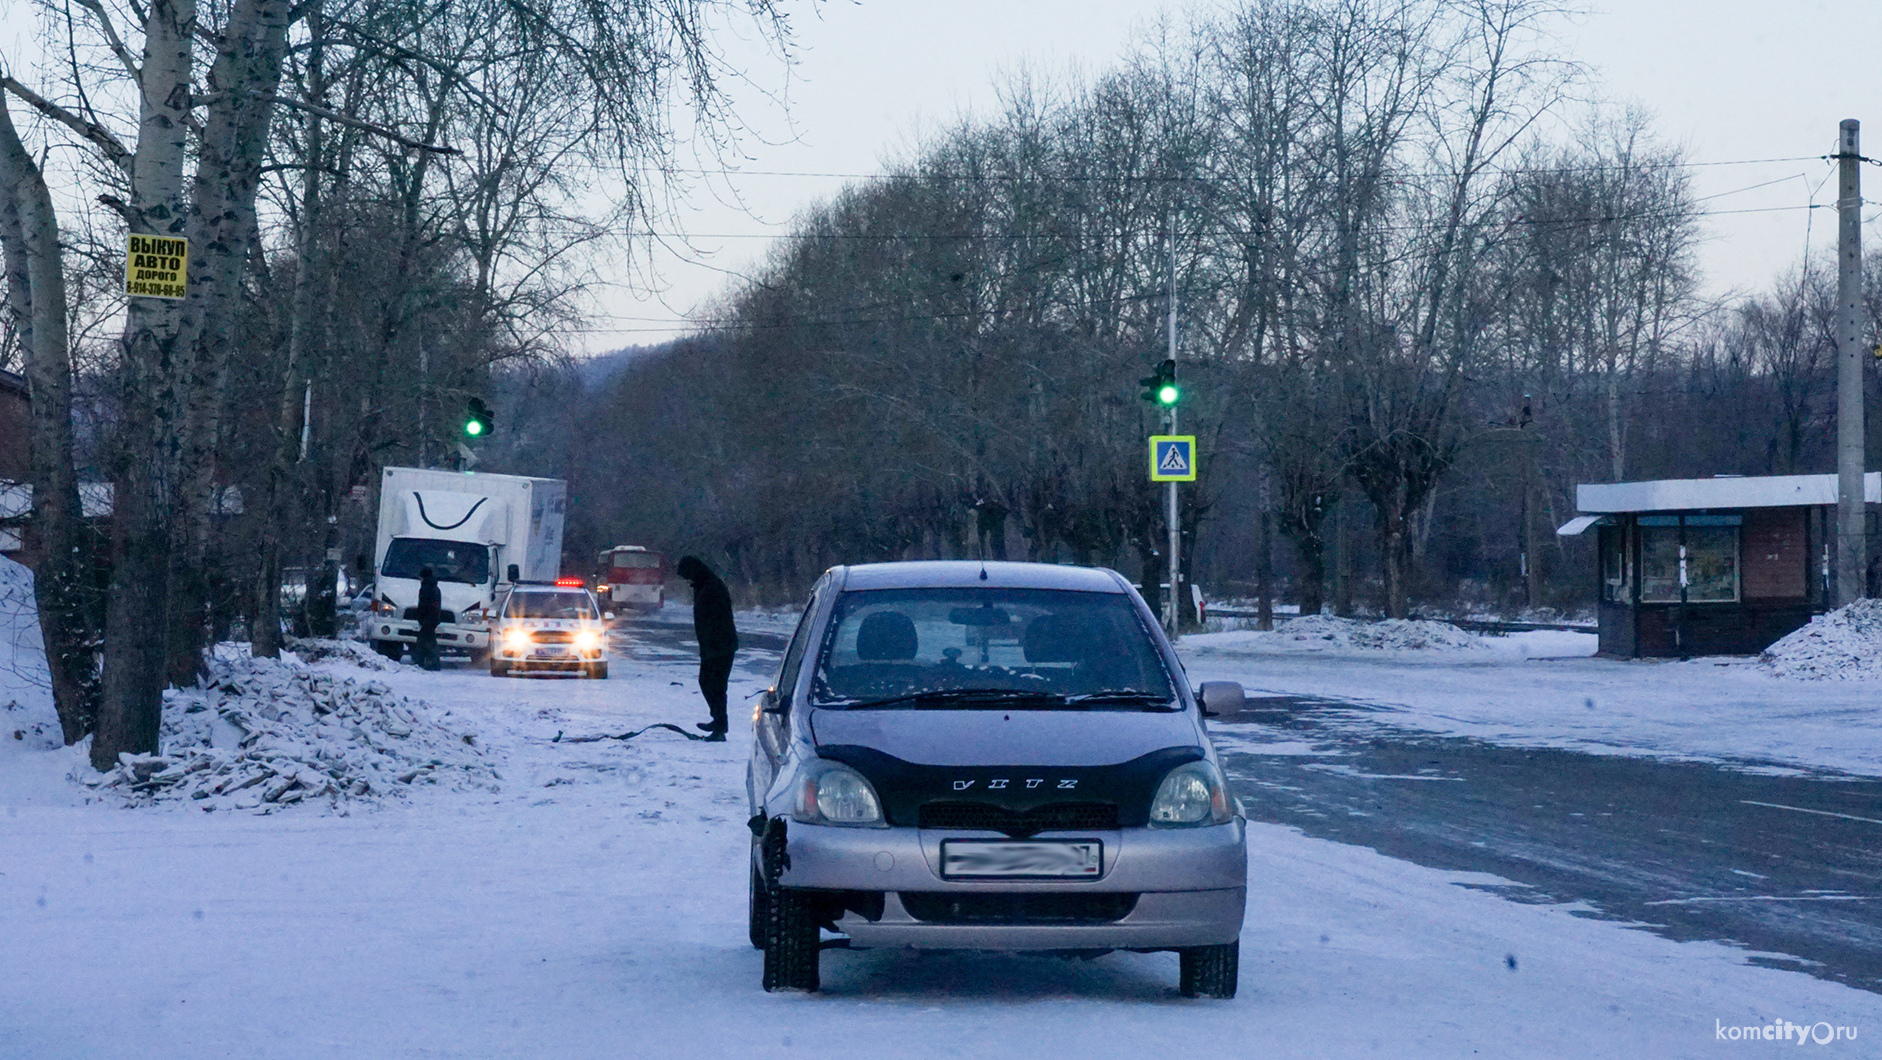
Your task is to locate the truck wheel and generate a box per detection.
[762,887,821,992]
[1178,939,1239,999]
[747,859,768,950]
[372,640,403,661]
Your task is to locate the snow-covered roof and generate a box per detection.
[0,481,117,520]
[1578,472,1881,514]
[1555,515,1609,536]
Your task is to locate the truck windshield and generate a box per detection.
[810,588,1177,709]
[381,539,489,585]
[505,591,599,620]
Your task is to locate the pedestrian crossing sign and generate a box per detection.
[1149,435,1196,482]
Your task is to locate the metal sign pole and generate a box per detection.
[1167,409,1179,635]
[1165,222,1180,635]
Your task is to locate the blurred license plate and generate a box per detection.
[532,646,568,658]
[941,840,1101,878]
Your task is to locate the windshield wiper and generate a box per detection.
[1063,690,1180,710]
[826,688,1070,710]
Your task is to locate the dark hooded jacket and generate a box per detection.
[416,569,442,631]
[676,555,738,659]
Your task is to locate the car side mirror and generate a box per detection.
[506,563,520,582]
[1196,681,1244,717]
[604,612,616,621]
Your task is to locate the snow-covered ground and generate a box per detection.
[3,577,1878,1056]
[1181,615,1882,778]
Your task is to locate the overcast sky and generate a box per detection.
[5,1,1879,355]
[587,0,1882,354]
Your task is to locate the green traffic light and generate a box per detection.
[1158,383,1180,405]
[465,419,484,436]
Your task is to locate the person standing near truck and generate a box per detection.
[676,556,738,740]
[415,567,443,671]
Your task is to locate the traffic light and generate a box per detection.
[463,397,493,438]
[1139,359,1179,406]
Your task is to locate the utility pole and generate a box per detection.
[1835,119,1867,606]
[1166,225,1181,635]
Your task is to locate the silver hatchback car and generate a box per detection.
[746,561,1247,996]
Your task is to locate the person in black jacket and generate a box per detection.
[415,567,443,671]
[676,555,738,740]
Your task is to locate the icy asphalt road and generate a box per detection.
[4,611,1881,1058]
[1209,696,1882,996]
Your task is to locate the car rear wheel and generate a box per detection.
[1178,939,1239,999]
[762,886,821,992]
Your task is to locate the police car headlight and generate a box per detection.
[574,629,602,651]
[794,762,885,826]
[502,627,530,648]
[1149,761,1232,826]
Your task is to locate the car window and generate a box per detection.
[504,590,599,620]
[773,591,822,704]
[810,587,1174,707]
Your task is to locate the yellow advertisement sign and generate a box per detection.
[125,233,189,299]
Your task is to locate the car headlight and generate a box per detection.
[502,627,531,648]
[793,761,886,826]
[574,629,601,651]
[1149,760,1233,826]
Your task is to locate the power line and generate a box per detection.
[558,154,1830,183]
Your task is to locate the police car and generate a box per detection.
[746,561,1247,997]
[488,580,611,678]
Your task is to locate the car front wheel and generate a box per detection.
[747,859,768,950]
[762,886,821,992]
[1178,939,1239,999]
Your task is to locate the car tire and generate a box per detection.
[586,662,609,680]
[372,640,403,661]
[748,859,768,950]
[763,886,821,992]
[1178,939,1239,999]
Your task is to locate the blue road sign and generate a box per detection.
[1149,435,1196,482]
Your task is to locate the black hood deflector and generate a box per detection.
[816,743,1202,832]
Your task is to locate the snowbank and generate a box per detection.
[1761,599,1882,681]
[0,556,58,751]
[286,636,413,672]
[88,653,499,812]
[1187,613,1497,655]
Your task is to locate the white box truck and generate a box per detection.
[365,466,566,662]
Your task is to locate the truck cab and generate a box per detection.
[367,537,499,661]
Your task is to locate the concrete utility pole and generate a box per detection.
[1835,119,1867,607]
[1165,226,1181,635]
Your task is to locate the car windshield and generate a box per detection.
[381,538,489,585]
[505,590,599,620]
[810,587,1177,709]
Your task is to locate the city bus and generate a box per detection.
[596,545,665,613]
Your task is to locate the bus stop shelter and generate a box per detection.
[1558,473,1881,658]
